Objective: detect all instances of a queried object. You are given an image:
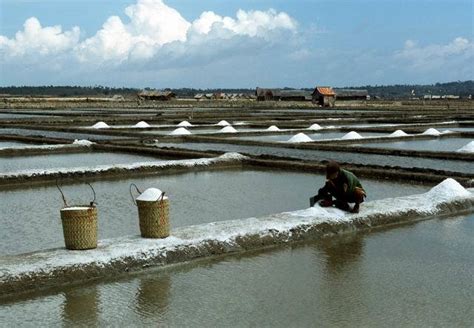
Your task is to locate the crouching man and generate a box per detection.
[310,161,366,213]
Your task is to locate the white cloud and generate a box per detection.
[190,9,296,38]
[395,37,474,70]
[0,17,80,58]
[0,0,300,85]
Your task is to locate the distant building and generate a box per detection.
[334,89,368,101]
[138,90,176,101]
[194,94,205,101]
[312,87,336,107]
[256,87,311,101]
[256,88,280,101]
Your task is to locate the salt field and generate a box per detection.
[155,142,474,174]
[1,0,473,325]
[233,131,387,142]
[359,137,474,152]
[0,152,165,173]
[1,213,472,327]
[0,128,125,141]
[0,169,428,255]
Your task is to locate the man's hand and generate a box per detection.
[343,183,348,193]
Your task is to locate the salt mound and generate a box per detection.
[422,128,441,136]
[177,121,193,127]
[134,121,150,128]
[456,141,474,153]
[91,121,109,129]
[216,120,231,126]
[425,178,470,203]
[169,127,191,135]
[136,188,168,201]
[73,139,94,146]
[389,130,408,137]
[219,126,238,133]
[341,131,363,140]
[266,125,280,132]
[308,123,322,130]
[288,133,313,143]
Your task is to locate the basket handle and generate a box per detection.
[56,180,97,207]
[159,191,166,202]
[130,183,142,206]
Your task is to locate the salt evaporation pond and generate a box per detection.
[1,213,472,327]
[233,131,387,142]
[155,143,474,174]
[0,168,428,255]
[441,127,474,132]
[139,127,263,135]
[0,141,35,148]
[0,152,165,173]
[359,137,474,152]
[0,128,124,141]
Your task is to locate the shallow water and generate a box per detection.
[0,152,163,173]
[0,113,58,119]
[156,142,474,174]
[0,128,124,141]
[360,137,473,152]
[1,214,472,327]
[0,168,427,255]
[0,141,33,148]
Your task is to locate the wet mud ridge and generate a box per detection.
[1,180,472,297]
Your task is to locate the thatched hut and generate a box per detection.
[138,90,176,101]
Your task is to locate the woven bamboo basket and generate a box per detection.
[60,206,98,250]
[137,198,170,238]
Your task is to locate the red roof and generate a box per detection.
[314,87,335,96]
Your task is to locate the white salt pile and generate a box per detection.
[266,125,280,132]
[308,123,322,130]
[134,121,151,128]
[422,128,441,136]
[216,120,231,126]
[456,141,474,153]
[169,127,191,135]
[73,139,94,146]
[219,126,238,133]
[341,131,363,140]
[91,122,109,129]
[136,188,168,201]
[287,133,313,143]
[389,130,408,137]
[177,121,193,127]
[424,178,470,203]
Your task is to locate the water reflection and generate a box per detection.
[62,286,100,327]
[317,232,364,273]
[135,273,171,320]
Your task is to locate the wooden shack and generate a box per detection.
[256,88,311,101]
[312,87,336,107]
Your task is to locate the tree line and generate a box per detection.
[0,81,472,99]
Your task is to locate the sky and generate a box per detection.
[0,0,472,88]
